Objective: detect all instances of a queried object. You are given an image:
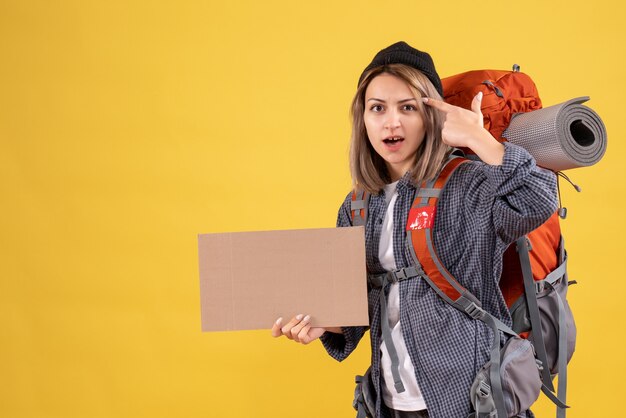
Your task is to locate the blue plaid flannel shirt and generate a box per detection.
[320,142,558,418]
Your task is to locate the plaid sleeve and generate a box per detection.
[319,191,367,361]
[459,142,558,245]
[320,326,366,362]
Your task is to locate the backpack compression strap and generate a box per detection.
[518,236,570,416]
[406,156,517,418]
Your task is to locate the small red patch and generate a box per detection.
[406,206,436,230]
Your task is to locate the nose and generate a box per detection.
[384,109,401,130]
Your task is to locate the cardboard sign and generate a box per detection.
[198,226,369,332]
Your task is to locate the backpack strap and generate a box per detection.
[554,238,570,418]
[351,189,370,227]
[519,236,571,416]
[406,157,482,312]
[350,187,409,393]
[406,156,517,418]
[518,236,555,391]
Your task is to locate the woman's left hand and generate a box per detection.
[423,92,504,165]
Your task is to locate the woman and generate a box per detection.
[272,41,557,418]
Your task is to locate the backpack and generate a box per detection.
[441,68,576,416]
[350,67,577,418]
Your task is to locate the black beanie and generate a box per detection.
[358,41,443,97]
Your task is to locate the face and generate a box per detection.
[363,73,426,182]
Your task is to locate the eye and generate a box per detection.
[402,104,417,111]
[369,104,384,112]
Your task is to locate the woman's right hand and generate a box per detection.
[271,314,339,345]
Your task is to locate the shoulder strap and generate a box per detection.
[352,187,406,394]
[405,156,516,418]
[351,189,370,226]
[406,156,480,312]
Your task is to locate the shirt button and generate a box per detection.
[377,218,383,224]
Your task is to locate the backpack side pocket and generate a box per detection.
[470,336,542,417]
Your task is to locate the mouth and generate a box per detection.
[383,136,404,145]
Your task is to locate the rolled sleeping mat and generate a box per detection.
[502,97,607,171]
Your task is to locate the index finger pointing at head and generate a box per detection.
[422,97,454,113]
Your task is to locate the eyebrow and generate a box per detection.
[366,98,418,103]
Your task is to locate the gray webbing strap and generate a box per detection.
[542,257,567,288]
[351,190,368,227]
[413,153,463,208]
[556,237,569,417]
[415,188,441,199]
[520,236,571,415]
[351,200,366,210]
[541,383,568,409]
[484,314,508,418]
[368,267,420,394]
[418,179,437,206]
[368,266,420,288]
[378,284,405,393]
[517,236,555,392]
[553,282,569,418]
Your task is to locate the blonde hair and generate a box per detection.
[349,64,451,194]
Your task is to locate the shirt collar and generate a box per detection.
[396,171,416,195]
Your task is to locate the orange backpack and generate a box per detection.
[442,68,565,308]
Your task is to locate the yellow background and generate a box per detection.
[1,1,623,417]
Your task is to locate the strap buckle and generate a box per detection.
[370,267,420,288]
[389,266,419,283]
[535,280,546,293]
[392,268,407,281]
[536,279,559,294]
[386,271,398,285]
[465,302,486,320]
[478,381,491,398]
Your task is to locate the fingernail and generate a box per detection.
[275,317,283,325]
[295,314,303,320]
[476,91,483,101]
[422,97,429,103]
[303,315,311,322]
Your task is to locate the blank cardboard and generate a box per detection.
[198,226,368,331]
